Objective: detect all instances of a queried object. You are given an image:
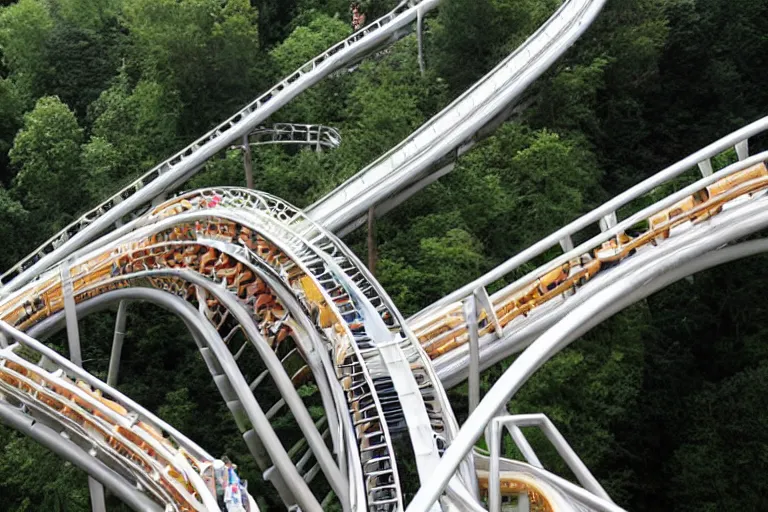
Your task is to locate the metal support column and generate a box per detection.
[59,263,82,366]
[107,301,129,387]
[736,139,749,161]
[60,262,107,512]
[243,134,254,189]
[367,206,377,275]
[698,158,714,177]
[417,7,426,75]
[559,235,574,253]
[488,419,502,512]
[599,211,617,233]
[463,295,480,414]
[88,477,107,512]
[475,286,502,338]
[506,424,542,468]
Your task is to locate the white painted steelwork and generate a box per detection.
[1,0,441,293]
[303,0,608,234]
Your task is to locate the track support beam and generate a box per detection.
[463,295,480,414]
[736,139,749,161]
[60,262,82,367]
[367,206,377,275]
[88,477,107,512]
[107,301,129,387]
[243,134,254,189]
[698,158,714,177]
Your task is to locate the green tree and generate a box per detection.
[0,432,90,511]
[0,0,54,99]
[0,186,28,269]
[0,78,22,183]
[255,0,299,49]
[122,0,264,135]
[53,0,122,31]
[10,96,86,225]
[269,13,352,124]
[36,23,123,117]
[85,75,181,185]
[431,0,499,94]
[667,365,768,511]
[377,227,486,314]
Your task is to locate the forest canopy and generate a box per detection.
[1,0,768,510]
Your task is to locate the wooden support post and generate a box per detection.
[367,206,377,275]
[243,134,254,189]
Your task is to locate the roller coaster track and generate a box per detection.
[0,0,618,508]
[392,117,768,510]
[0,0,442,294]
[0,322,252,511]
[302,0,608,236]
[246,124,341,150]
[410,117,768,388]
[11,133,768,512]
[0,186,476,511]
[408,164,768,510]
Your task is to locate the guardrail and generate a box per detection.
[1,0,441,294]
[304,0,608,234]
[408,117,768,372]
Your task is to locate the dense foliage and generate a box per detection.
[1,0,767,510]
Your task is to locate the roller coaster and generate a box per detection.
[1,0,766,511]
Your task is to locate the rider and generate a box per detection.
[351,3,366,31]
[222,456,247,512]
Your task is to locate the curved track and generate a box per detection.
[0,0,442,294]
[408,186,768,511]
[302,0,608,235]
[0,319,247,512]
[410,117,768,387]
[0,188,472,511]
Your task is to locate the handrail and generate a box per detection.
[0,0,441,293]
[0,342,224,510]
[303,0,608,233]
[412,116,768,321]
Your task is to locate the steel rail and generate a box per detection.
[0,400,163,512]
[406,190,768,511]
[303,0,608,234]
[413,117,768,321]
[1,0,442,293]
